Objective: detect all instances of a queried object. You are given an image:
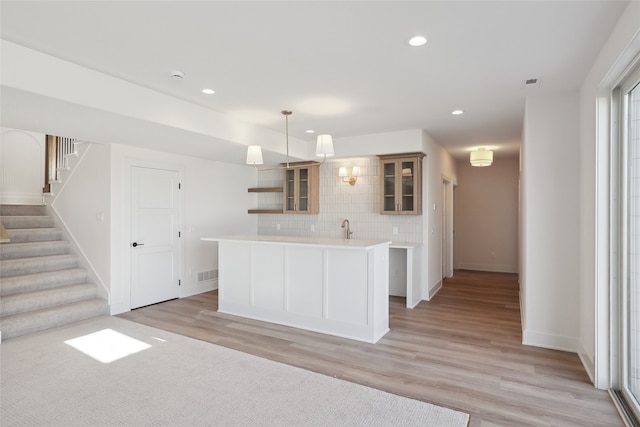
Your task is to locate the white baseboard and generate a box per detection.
[578,343,596,386]
[407,298,421,309]
[457,263,518,274]
[424,280,442,301]
[181,280,217,298]
[522,328,578,353]
[519,290,526,331]
[110,302,130,316]
[109,280,218,315]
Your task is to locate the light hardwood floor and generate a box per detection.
[119,270,622,426]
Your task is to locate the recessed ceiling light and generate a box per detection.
[452,110,464,115]
[408,35,428,47]
[201,88,215,95]
[305,129,315,134]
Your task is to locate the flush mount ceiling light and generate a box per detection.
[201,88,215,95]
[470,147,493,167]
[246,110,335,171]
[408,35,428,47]
[451,109,464,115]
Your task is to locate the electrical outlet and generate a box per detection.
[393,227,398,235]
[311,225,315,232]
[276,224,281,230]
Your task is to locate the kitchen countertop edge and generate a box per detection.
[201,235,392,250]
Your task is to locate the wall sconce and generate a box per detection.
[339,166,361,185]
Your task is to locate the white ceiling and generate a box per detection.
[0,1,628,161]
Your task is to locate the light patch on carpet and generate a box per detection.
[64,328,151,363]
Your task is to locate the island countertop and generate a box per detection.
[201,235,391,250]
[202,234,390,343]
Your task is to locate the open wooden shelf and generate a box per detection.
[248,209,284,214]
[249,186,284,214]
[248,187,283,193]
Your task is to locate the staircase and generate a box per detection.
[0,204,109,341]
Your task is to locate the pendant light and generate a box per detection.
[246,110,334,171]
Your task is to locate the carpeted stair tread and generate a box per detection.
[0,241,70,260]
[0,205,46,216]
[1,283,98,317]
[0,254,77,278]
[0,205,109,341]
[0,268,87,296]
[5,228,62,243]
[0,298,109,341]
[1,216,55,229]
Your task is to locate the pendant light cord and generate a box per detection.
[284,110,290,169]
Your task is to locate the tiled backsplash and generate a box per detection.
[256,157,423,243]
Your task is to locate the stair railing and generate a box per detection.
[43,135,78,193]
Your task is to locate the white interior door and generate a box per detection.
[130,166,181,309]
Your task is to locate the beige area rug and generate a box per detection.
[1,316,469,426]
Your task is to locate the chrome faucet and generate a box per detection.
[341,219,353,239]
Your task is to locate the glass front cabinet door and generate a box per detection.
[283,162,319,214]
[378,153,425,215]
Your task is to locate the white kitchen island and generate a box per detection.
[201,235,391,343]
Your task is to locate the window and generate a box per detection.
[612,68,640,424]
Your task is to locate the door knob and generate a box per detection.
[132,242,144,247]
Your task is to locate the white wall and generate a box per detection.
[0,128,45,205]
[50,142,111,297]
[109,144,257,314]
[454,157,519,273]
[519,144,526,335]
[521,92,580,352]
[578,1,640,388]
[422,130,458,299]
[329,129,426,159]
